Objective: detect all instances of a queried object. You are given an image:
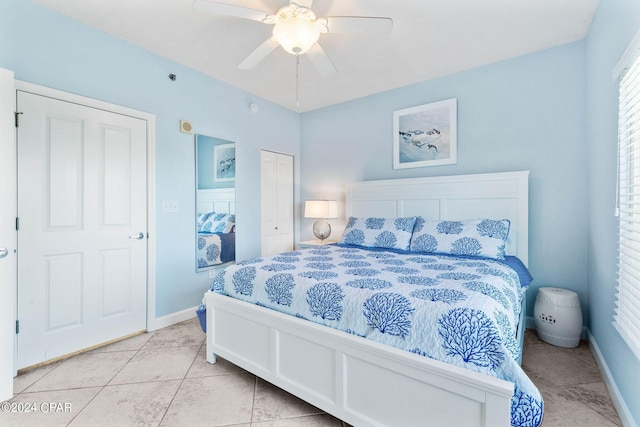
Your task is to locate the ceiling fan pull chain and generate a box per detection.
[296,54,300,108]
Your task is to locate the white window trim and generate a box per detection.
[614,29,640,362]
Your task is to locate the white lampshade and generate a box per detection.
[272,17,320,55]
[304,200,338,219]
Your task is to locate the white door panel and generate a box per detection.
[260,150,293,257]
[17,91,147,369]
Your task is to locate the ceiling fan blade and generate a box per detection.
[323,16,393,35]
[238,38,280,70]
[306,43,337,79]
[290,0,313,11]
[193,0,271,23]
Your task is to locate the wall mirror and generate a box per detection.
[195,134,236,272]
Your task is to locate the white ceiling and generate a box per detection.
[33,0,599,112]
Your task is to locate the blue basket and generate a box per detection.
[196,305,206,333]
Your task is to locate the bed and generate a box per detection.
[196,188,236,269]
[204,171,542,427]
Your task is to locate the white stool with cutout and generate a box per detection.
[534,287,582,348]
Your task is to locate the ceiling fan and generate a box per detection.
[193,0,393,78]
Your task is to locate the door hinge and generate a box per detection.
[15,111,23,128]
[15,320,19,334]
[15,217,19,231]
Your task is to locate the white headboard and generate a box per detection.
[345,171,529,266]
[197,188,236,215]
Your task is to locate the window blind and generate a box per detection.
[616,40,640,361]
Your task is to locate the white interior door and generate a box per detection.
[260,150,293,256]
[16,90,148,369]
[275,153,294,251]
[0,69,16,400]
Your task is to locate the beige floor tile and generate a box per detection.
[186,346,247,378]
[0,387,100,427]
[538,385,621,427]
[251,414,344,426]
[13,360,64,394]
[4,321,624,427]
[251,378,324,422]
[556,382,622,426]
[25,352,137,392]
[109,346,200,385]
[160,374,256,427]
[68,380,180,427]
[142,319,205,349]
[522,340,602,387]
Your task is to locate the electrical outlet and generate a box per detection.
[162,200,179,212]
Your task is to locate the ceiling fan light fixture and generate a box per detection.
[272,16,320,55]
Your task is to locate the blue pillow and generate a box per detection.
[339,216,417,251]
[409,218,510,260]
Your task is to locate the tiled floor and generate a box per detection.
[522,330,622,426]
[1,319,623,426]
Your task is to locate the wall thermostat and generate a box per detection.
[180,120,193,134]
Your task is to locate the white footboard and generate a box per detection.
[206,292,513,427]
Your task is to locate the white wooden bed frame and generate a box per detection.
[206,171,529,427]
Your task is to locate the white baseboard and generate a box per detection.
[147,305,197,332]
[587,330,638,427]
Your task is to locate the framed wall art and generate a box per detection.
[393,98,457,169]
[213,143,236,182]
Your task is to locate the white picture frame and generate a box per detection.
[213,143,235,182]
[393,98,457,169]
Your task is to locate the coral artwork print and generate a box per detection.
[477,219,509,240]
[306,282,344,321]
[363,293,414,338]
[437,221,463,234]
[346,278,393,290]
[411,234,438,253]
[394,217,416,233]
[438,308,505,371]
[374,230,398,248]
[265,273,295,306]
[511,386,544,427]
[451,236,482,256]
[365,218,385,229]
[343,229,365,245]
[232,266,256,296]
[410,288,467,305]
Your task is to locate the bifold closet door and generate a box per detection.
[260,150,294,256]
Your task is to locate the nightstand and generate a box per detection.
[297,239,338,249]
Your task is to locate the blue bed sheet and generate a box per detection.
[204,245,543,426]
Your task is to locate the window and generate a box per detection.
[616,31,640,361]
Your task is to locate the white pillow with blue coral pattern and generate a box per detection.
[198,212,235,234]
[339,216,417,251]
[409,217,510,260]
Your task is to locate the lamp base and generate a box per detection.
[312,220,331,241]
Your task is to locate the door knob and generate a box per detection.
[0,248,8,259]
[128,232,145,240]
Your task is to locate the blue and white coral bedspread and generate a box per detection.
[207,244,543,426]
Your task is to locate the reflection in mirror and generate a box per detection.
[195,134,236,272]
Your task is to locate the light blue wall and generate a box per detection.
[301,42,589,323]
[0,0,301,318]
[586,0,640,424]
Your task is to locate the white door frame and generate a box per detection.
[14,81,158,353]
[0,69,16,401]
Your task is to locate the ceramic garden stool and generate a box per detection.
[534,287,582,348]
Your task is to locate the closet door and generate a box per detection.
[260,150,293,256]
